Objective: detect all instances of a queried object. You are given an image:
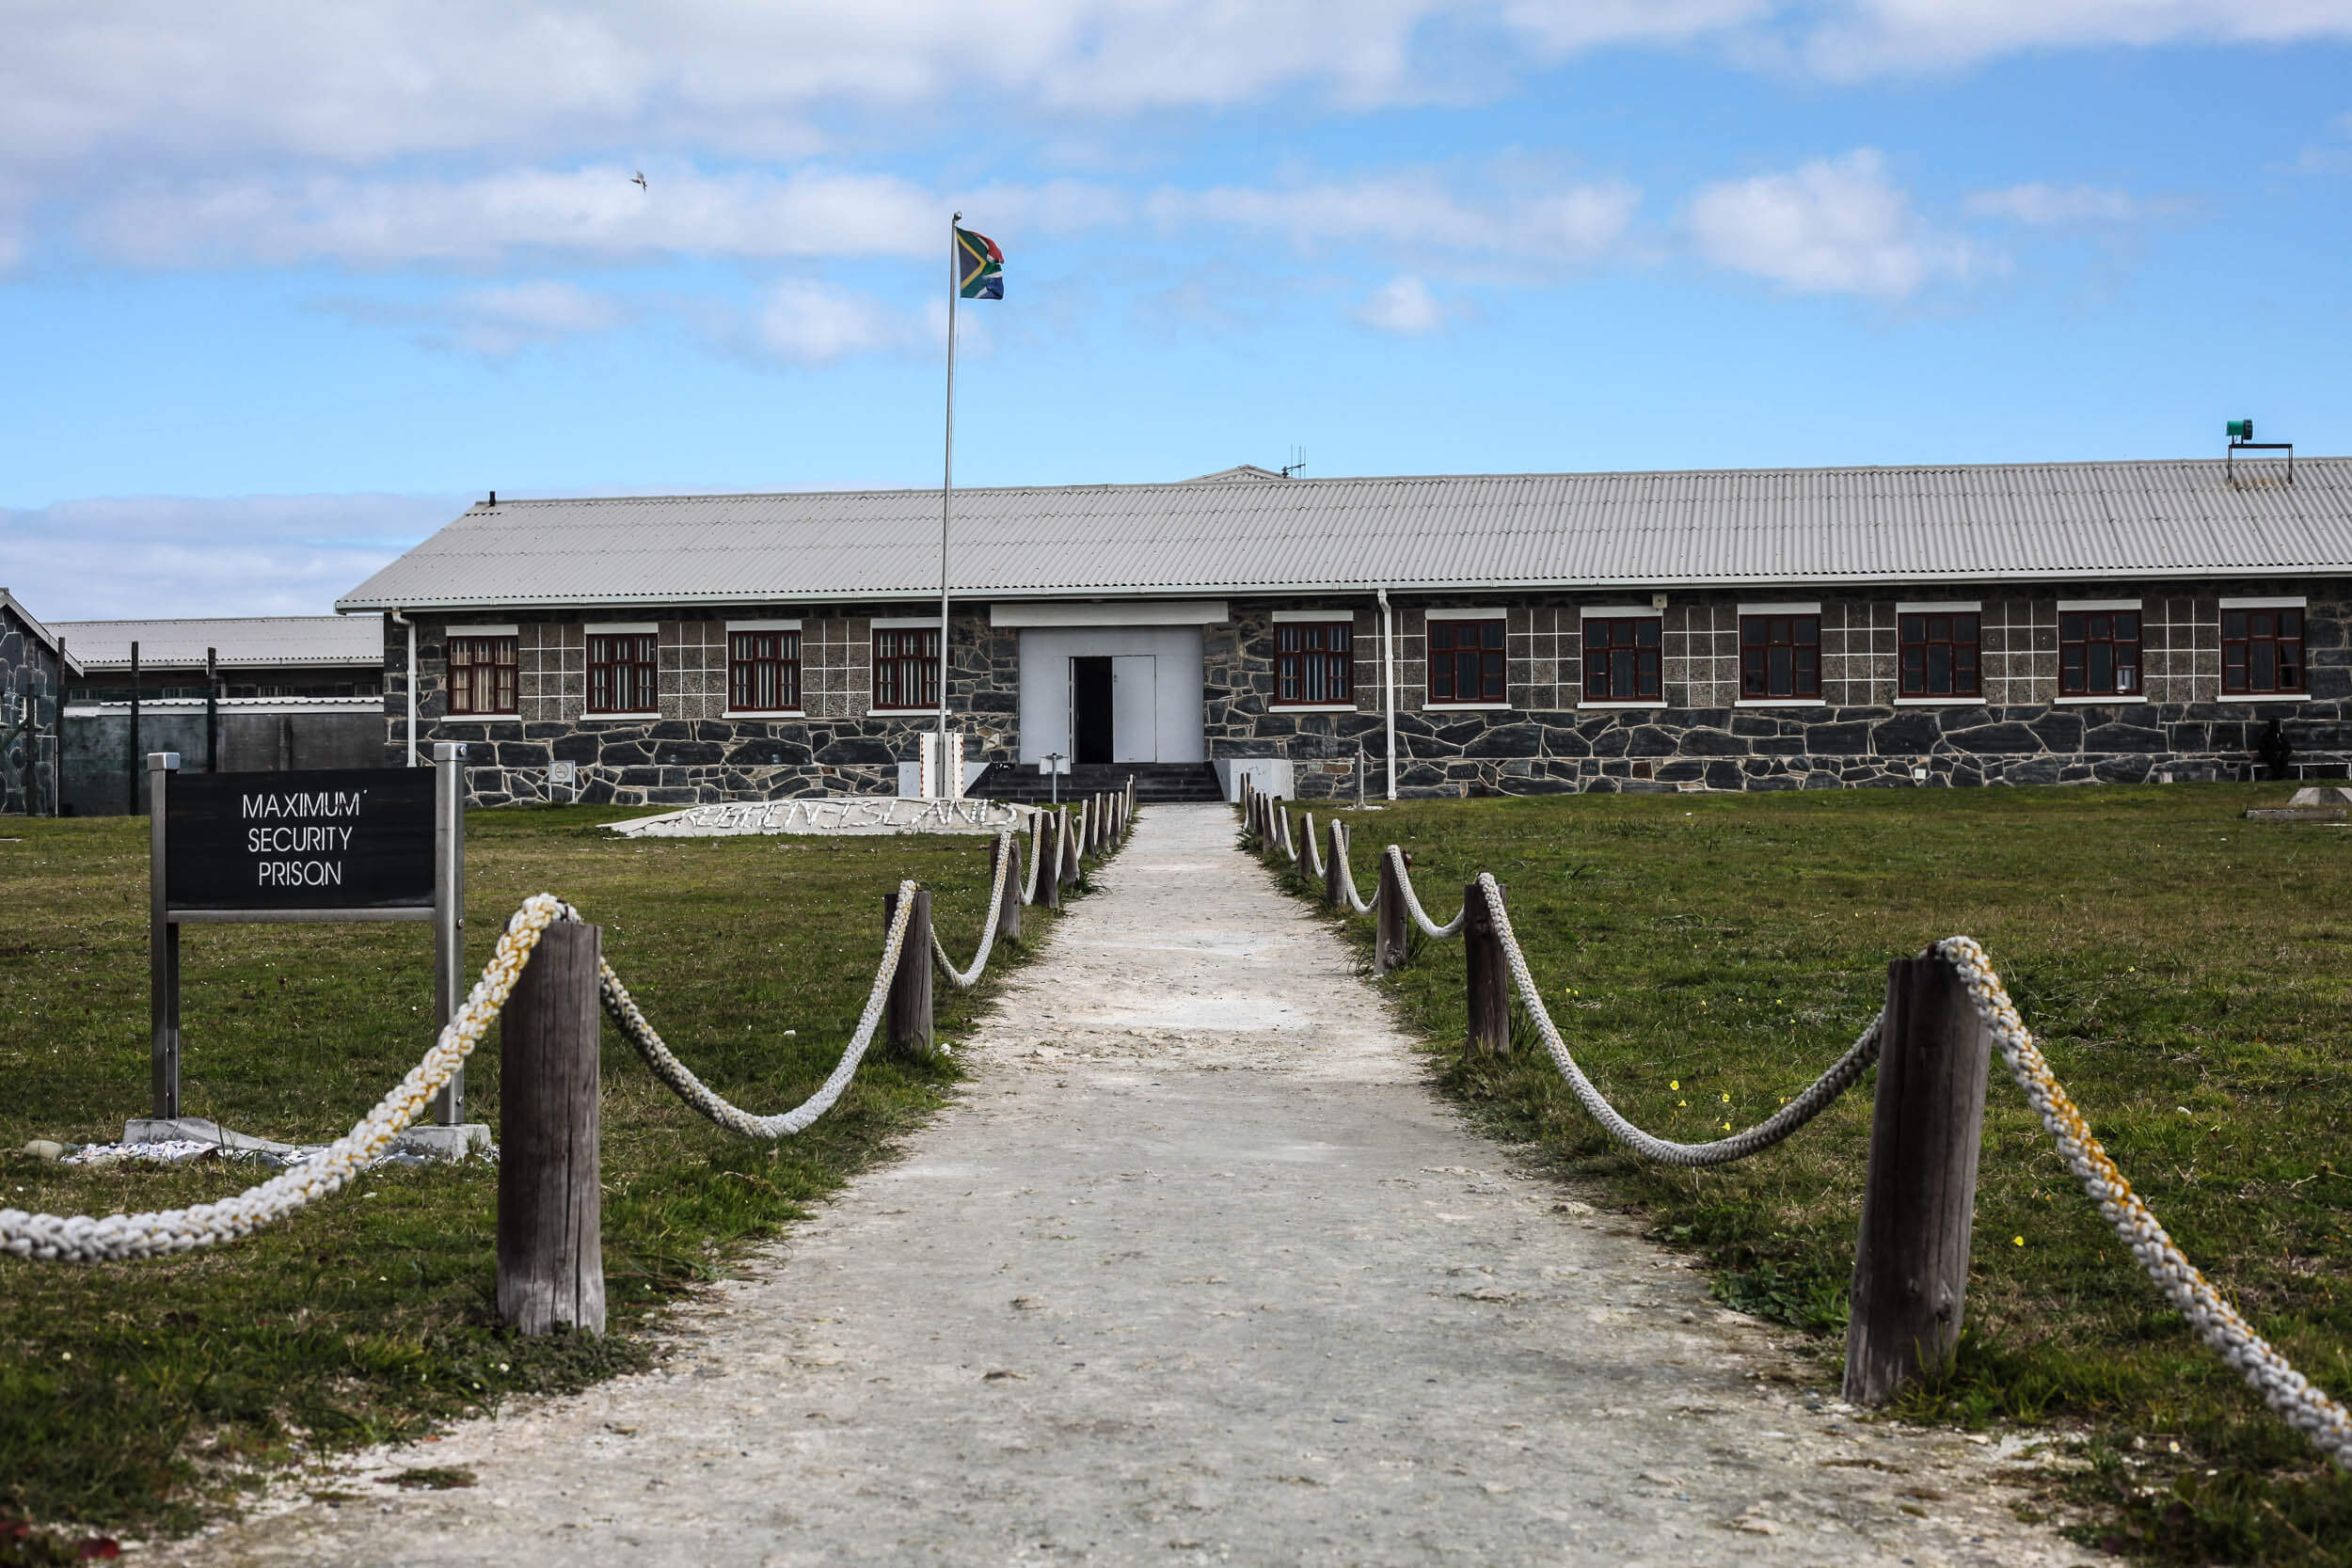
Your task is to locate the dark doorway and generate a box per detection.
[1072,657,1113,764]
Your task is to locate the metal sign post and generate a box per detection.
[148,744,469,1129]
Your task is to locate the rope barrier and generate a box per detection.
[1301,811,1325,879]
[1330,819,1374,914]
[597,883,918,1139]
[930,831,1015,989]
[1020,812,1044,905]
[1388,846,1467,939]
[0,895,576,1262]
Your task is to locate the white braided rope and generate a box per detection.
[1301,811,1326,878]
[930,832,1015,989]
[1276,806,1298,863]
[598,881,920,1140]
[0,895,575,1262]
[1020,814,1044,905]
[1331,820,1374,915]
[1480,875,1881,1166]
[1386,845,1467,939]
[1935,936,2352,1467]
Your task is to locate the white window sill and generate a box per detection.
[868,707,943,717]
[583,711,662,721]
[1425,702,1514,711]
[437,715,519,723]
[1579,700,1661,710]
[2055,694,2147,705]
[2226,690,2312,703]
[1734,698,1825,708]
[1271,703,1360,713]
[1894,697,1984,706]
[722,709,805,720]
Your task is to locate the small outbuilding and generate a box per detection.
[0,588,78,816]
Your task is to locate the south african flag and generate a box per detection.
[956,226,1003,300]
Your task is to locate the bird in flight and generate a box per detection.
[630,170,648,191]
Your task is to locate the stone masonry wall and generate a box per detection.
[0,605,62,816]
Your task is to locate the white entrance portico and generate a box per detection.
[993,601,1222,766]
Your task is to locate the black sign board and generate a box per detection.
[166,768,435,911]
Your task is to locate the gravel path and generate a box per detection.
[161,803,2087,1567]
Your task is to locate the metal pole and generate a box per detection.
[205,646,218,772]
[128,640,141,815]
[51,637,63,818]
[937,212,959,797]
[428,741,469,1125]
[148,752,181,1117]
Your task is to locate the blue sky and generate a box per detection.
[2,2,2347,618]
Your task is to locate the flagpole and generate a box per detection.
[936,212,958,797]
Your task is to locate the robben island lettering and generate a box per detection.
[241,788,371,886]
[167,769,437,911]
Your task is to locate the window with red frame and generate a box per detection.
[1899,611,1980,698]
[1740,614,1820,700]
[587,632,658,714]
[2222,607,2304,695]
[1426,618,1505,705]
[728,630,801,712]
[872,627,939,710]
[2059,610,2140,696]
[447,635,516,716]
[1581,617,1661,702]
[1274,621,1353,705]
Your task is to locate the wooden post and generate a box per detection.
[1038,815,1062,910]
[1058,806,1081,886]
[993,833,1022,942]
[1843,952,1994,1404]
[1464,879,1509,1056]
[883,889,935,1059]
[1375,848,1409,974]
[498,920,605,1337]
[1324,818,1348,909]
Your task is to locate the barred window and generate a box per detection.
[1274,621,1354,705]
[1581,617,1661,702]
[729,630,801,712]
[1740,615,1820,700]
[587,633,658,714]
[872,627,939,710]
[1427,619,1505,705]
[447,635,516,716]
[1899,612,1980,698]
[2059,610,2140,696]
[2222,607,2304,695]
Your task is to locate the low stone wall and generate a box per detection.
[445,717,914,807]
[1213,700,2351,797]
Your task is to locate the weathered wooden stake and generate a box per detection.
[1464,879,1509,1055]
[1375,848,1409,974]
[882,888,935,1059]
[1038,815,1062,910]
[1324,818,1348,909]
[498,920,606,1337]
[1843,952,1994,1404]
[993,832,1023,942]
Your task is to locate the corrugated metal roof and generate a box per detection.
[0,588,83,673]
[335,456,2352,611]
[52,615,383,671]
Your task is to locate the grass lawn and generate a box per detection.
[1267,783,2352,1565]
[0,805,1078,1544]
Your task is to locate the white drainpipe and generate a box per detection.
[390,609,417,766]
[1377,586,1396,800]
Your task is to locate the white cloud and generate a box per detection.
[1797,0,2352,77]
[1153,168,1639,269]
[0,494,462,619]
[753,279,927,365]
[1686,150,1982,297]
[1963,182,2146,224]
[1356,274,1448,334]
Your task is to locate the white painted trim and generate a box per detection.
[580,710,662,721]
[1270,702,1361,713]
[1734,698,1827,708]
[726,618,802,632]
[1737,602,1821,617]
[2056,694,2148,705]
[584,622,658,636]
[1271,609,1359,624]
[992,599,1227,627]
[433,714,519,723]
[1894,696,1982,706]
[1425,701,1515,711]
[1578,700,1661,710]
[1896,601,1980,614]
[720,709,805,720]
[1423,607,1507,622]
[870,616,944,630]
[867,706,940,716]
[2227,690,2312,702]
[2057,599,2141,613]
[448,624,517,638]
[1578,607,1656,619]
[66,698,384,717]
[2219,594,2308,610]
